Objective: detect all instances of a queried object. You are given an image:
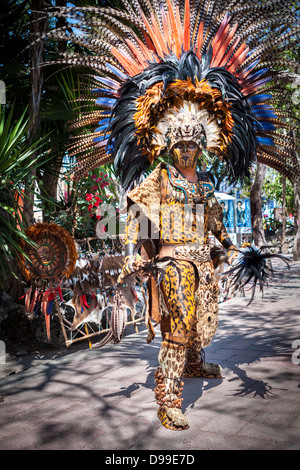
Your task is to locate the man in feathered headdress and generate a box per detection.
[116,91,238,430]
[46,0,299,431]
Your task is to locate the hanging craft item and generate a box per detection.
[69,254,102,330]
[19,223,77,341]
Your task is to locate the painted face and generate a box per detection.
[170,141,201,169]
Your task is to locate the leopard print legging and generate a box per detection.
[155,259,219,429]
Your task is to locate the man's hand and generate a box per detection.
[227,246,238,265]
[117,255,150,284]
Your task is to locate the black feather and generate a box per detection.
[223,246,290,306]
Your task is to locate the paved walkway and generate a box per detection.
[0,256,299,450]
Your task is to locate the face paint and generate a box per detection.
[170,141,201,169]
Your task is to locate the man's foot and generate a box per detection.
[184,361,222,378]
[157,406,189,431]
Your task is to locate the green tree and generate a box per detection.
[0,105,47,286]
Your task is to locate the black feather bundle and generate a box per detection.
[223,246,291,305]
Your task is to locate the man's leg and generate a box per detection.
[184,261,222,378]
[184,335,222,378]
[155,260,196,431]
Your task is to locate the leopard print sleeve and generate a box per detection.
[206,196,234,249]
[124,203,141,256]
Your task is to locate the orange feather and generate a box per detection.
[227,44,249,73]
[125,38,149,68]
[195,21,204,56]
[150,12,169,55]
[111,47,142,76]
[219,35,241,68]
[183,0,191,51]
[142,30,156,52]
[167,0,181,57]
[135,35,157,62]
[211,14,230,50]
[175,5,184,48]
[211,23,230,67]
[161,5,172,52]
[139,8,164,58]
[218,22,239,67]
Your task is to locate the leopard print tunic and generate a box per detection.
[127,162,233,349]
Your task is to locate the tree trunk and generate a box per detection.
[250,163,267,247]
[281,176,288,252]
[288,129,300,261]
[38,0,67,220]
[23,0,48,225]
[293,178,300,260]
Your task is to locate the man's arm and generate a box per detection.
[207,196,237,264]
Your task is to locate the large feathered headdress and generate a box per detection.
[45,0,300,190]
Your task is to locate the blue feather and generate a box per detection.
[245,67,269,84]
[241,59,260,76]
[95,118,110,132]
[248,94,272,105]
[93,135,107,143]
[256,136,274,146]
[95,125,109,133]
[47,299,54,315]
[92,87,117,95]
[105,63,127,81]
[254,121,277,131]
[95,97,117,107]
[253,109,278,119]
[106,144,114,154]
[94,76,120,90]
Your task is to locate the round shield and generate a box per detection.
[25,232,68,279]
[20,223,77,280]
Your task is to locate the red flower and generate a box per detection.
[87,204,93,212]
[85,193,93,201]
